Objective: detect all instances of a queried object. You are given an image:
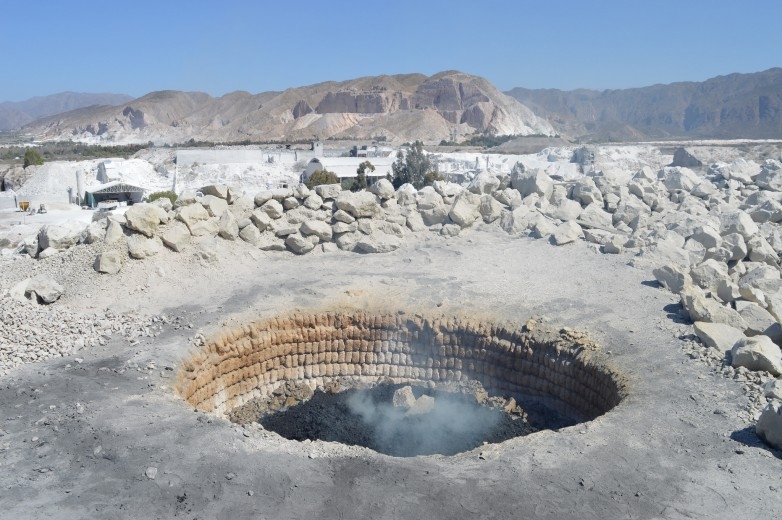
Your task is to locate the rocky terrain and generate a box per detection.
[0,142,781,518]
[507,68,782,141]
[18,72,553,145]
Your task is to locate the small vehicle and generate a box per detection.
[18,201,29,212]
[38,204,47,214]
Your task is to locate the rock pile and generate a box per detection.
[0,294,162,375]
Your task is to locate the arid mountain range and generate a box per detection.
[17,72,553,145]
[0,92,132,131]
[507,68,782,141]
[4,68,782,144]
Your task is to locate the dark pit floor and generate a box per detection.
[259,383,542,457]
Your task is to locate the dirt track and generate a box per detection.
[1,229,780,519]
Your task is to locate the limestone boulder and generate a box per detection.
[258,234,287,251]
[127,235,161,259]
[736,301,782,343]
[253,190,274,207]
[303,193,324,210]
[756,402,782,450]
[547,198,583,222]
[754,161,782,191]
[395,184,418,205]
[419,204,450,226]
[448,191,481,228]
[260,199,284,219]
[680,286,747,329]
[731,335,782,376]
[578,203,613,230]
[467,172,501,195]
[313,184,343,200]
[189,218,219,238]
[336,191,382,219]
[38,220,87,252]
[406,211,427,232]
[690,259,728,292]
[217,211,240,240]
[493,187,522,209]
[176,203,210,232]
[285,233,317,255]
[200,194,229,217]
[693,322,746,354]
[720,211,759,241]
[511,169,553,200]
[479,194,503,223]
[82,220,108,244]
[369,178,395,200]
[660,167,699,193]
[94,250,122,274]
[551,221,583,246]
[238,223,262,245]
[747,235,778,265]
[24,275,64,304]
[499,206,534,235]
[104,219,125,244]
[355,232,402,254]
[200,184,229,199]
[250,209,272,231]
[161,222,191,252]
[572,178,604,206]
[301,220,333,242]
[124,204,160,237]
[432,181,462,199]
[749,199,782,224]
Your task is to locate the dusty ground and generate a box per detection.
[1,226,780,519]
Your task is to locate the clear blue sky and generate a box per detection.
[1,0,780,102]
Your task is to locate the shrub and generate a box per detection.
[23,149,44,168]
[147,191,178,205]
[306,169,339,189]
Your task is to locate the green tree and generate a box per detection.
[306,169,339,189]
[23,149,44,168]
[391,140,434,189]
[351,160,374,192]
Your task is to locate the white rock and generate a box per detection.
[511,169,553,200]
[369,178,395,199]
[693,322,746,354]
[720,211,759,241]
[355,232,401,254]
[176,203,210,232]
[24,275,64,304]
[260,199,284,219]
[653,264,692,294]
[303,193,323,210]
[731,335,782,376]
[300,220,333,242]
[313,184,343,200]
[756,402,782,450]
[479,194,503,223]
[467,172,501,195]
[200,184,228,199]
[448,191,481,227]
[127,235,161,259]
[200,194,229,218]
[285,233,316,255]
[161,222,191,252]
[690,259,728,292]
[38,220,87,252]
[552,221,583,246]
[217,211,239,240]
[94,251,122,274]
[238,223,261,245]
[736,301,782,343]
[680,286,747,329]
[336,191,382,219]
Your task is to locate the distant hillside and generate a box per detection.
[0,92,133,131]
[20,72,554,145]
[506,68,782,141]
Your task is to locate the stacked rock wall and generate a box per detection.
[177,312,625,422]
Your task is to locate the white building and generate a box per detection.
[301,157,395,184]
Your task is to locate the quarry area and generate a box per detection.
[1,140,782,519]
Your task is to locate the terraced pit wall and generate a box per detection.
[176,312,627,421]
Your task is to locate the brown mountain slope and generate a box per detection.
[507,68,782,141]
[23,72,554,144]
